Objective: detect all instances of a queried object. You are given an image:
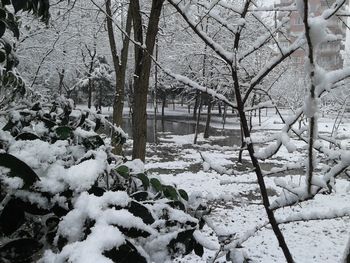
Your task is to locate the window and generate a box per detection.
[294,15,303,25]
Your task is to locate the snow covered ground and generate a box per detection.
[116,105,350,263]
[74,104,350,262]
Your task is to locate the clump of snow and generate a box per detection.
[8,139,68,173]
[43,225,125,263]
[281,132,297,153]
[73,127,98,138]
[341,151,350,166]
[308,16,328,46]
[35,149,108,193]
[65,150,107,191]
[303,96,318,118]
[193,230,220,250]
[15,190,49,208]
[0,167,23,189]
[124,159,145,173]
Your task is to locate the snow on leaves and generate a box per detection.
[0,99,206,263]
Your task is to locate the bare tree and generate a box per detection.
[159,0,350,261]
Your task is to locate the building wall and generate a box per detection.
[276,0,347,70]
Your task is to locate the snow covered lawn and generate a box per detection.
[125,109,350,263]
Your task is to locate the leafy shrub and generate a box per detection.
[0,98,206,262]
[0,0,50,109]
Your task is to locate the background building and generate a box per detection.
[275,0,347,70]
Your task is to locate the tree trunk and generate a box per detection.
[106,0,132,154]
[131,0,164,161]
[162,96,166,117]
[85,44,96,109]
[222,104,227,130]
[193,91,199,119]
[204,96,212,139]
[194,93,202,144]
[153,38,159,144]
[58,69,65,96]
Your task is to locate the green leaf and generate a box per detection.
[150,178,162,192]
[12,0,27,13]
[194,240,204,257]
[128,201,155,225]
[55,126,72,140]
[167,200,185,211]
[15,132,40,141]
[0,198,25,235]
[94,118,101,132]
[41,118,56,129]
[0,50,5,63]
[116,165,129,179]
[135,173,149,190]
[0,21,5,37]
[45,216,59,230]
[52,204,69,218]
[103,240,147,263]
[17,197,50,215]
[168,229,195,255]
[130,191,148,202]
[1,0,11,6]
[77,113,86,127]
[163,185,178,201]
[0,9,6,19]
[117,225,151,239]
[82,135,104,150]
[178,189,189,201]
[0,238,43,262]
[5,16,19,39]
[88,186,105,197]
[0,153,40,189]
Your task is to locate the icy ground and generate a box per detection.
[120,106,350,263]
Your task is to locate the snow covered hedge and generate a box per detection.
[0,98,204,263]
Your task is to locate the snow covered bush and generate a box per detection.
[0,0,50,109]
[0,98,205,262]
[79,55,115,109]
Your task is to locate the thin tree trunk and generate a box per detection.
[106,0,132,154]
[231,2,294,262]
[58,69,65,96]
[162,96,166,118]
[193,91,199,119]
[153,37,159,144]
[194,93,202,144]
[222,104,227,130]
[88,65,94,109]
[85,43,96,109]
[238,125,245,163]
[204,96,212,139]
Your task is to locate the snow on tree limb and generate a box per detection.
[168,0,234,64]
[153,60,237,109]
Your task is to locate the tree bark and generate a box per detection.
[204,96,212,139]
[131,0,164,161]
[193,91,199,119]
[58,69,65,96]
[194,93,202,144]
[106,0,132,153]
[162,96,166,117]
[87,54,95,109]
